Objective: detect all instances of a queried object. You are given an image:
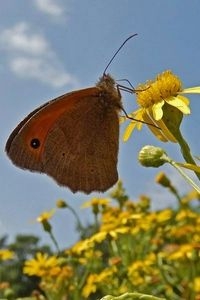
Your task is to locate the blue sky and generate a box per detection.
[1,0,200,250]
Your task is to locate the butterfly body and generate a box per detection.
[6,74,122,193]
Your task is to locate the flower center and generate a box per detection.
[136,70,182,108]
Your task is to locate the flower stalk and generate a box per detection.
[138,145,200,194]
[100,292,166,300]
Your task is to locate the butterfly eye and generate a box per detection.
[30,138,40,149]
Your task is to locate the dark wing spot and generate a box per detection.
[30,138,40,149]
[90,168,95,173]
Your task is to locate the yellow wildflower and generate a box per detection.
[56,199,68,208]
[176,208,198,221]
[82,266,117,297]
[23,252,61,277]
[101,208,142,234]
[0,249,14,261]
[37,209,56,223]
[128,254,157,286]
[78,249,102,265]
[170,225,195,238]
[36,209,56,232]
[181,189,200,204]
[81,274,98,297]
[82,197,110,215]
[194,277,200,293]
[108,226,130,239]
[60,265,73,278]
[69,238,94,255]
[90,231,108,243]
[156,209,173,223]
[82,197,110,208]
[123,70,200,142]
[168,243,195,260]
[155,172,171,187]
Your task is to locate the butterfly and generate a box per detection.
[5,35,139,194]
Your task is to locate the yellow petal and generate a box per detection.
[176,94,190,105]
[140,109,176,142]
[155,119,177,143]
[181,86,200,94]
[37,209,56,222]
[123,121,138,142]
[165,96,190,114]
[122,109,144,141]
[152,101,164,120]
[147,124,168,142]
[142,112,168,142]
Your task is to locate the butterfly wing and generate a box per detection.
[6,87,120,193]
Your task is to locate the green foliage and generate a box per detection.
[0,235,52,298]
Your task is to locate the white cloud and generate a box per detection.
[34,0,65,18]
[0,22,50,55]
[10,57,77,88]
[0,22,78,88]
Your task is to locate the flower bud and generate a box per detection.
[42,220,52,233]
[56,199,68,208]
[138,145,167,167]
[155,172,171,187]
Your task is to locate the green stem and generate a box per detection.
[78,268,90,290]
[49,231,60,253]
[67,204,84,232]
[162,103,200,181]
[163,155,200,193]
[94,213,99,231]
[175,130,200,181]
[168,185,182,205]
[100,292,166,300]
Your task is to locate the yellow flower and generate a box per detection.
[156,209,173,223]
[36,209,56,232]
[56,199,68,208]
[59,265,73,278]
[109,226,130,239]
[181,189,200,204]
[0,249,14,261]
[69,238,94,255]
[194,277,200,293]
[37,209,55,223]
[82,197,110,208]
[82,197,110,215]
[128,254,157,286]
[176,208,198,221]
[78,249,102,265]
[155,172,171,187]
[23,252,61,277]
[101,208,142,234]
[90,231,108,243]
[168,243,195,260]
[81,274,98,297]
[82,266,117,297]
[123,70,200,142]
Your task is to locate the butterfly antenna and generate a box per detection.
[103,34,138,75]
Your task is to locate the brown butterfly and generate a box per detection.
[5,35,137,194]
